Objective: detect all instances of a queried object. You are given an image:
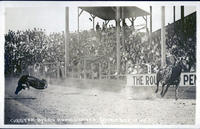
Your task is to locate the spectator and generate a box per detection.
[96,22,100,31]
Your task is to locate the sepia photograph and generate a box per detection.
[2,2,197,126]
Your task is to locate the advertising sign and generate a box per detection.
[127,73,196,86]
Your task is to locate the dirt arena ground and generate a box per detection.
[5,77,196,125]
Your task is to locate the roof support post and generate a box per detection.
[150,6,152,44]
[93,17,95,30]
[90,14,96,30]
[78,7,80,48]
[116,7,120,77]
[78,8,80,33]
[173,6,176,23]
[105,20,110,27]
[122,7,125,50]
[146,15,148,34]
[129,17,136,30]
[77,8,83,74]
[142,16,148,32]
[77,8,83,44]
[161,6,166,67]
[181,6,184,20]
[65,7,70,77]
[132,18,134,27]
[173,6,176,33]
[181,6,184,41]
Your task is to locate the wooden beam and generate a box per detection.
[150,6,152,33]
[105,20,110,26]
[145,15,148,33]
[128,18,132,23]
[90,14,96,30]
[122,7,125,49]
[116,7,120,76]
[77,7,81,72]
[65,7,70,77]
[181,6,184,20]
[150,6,152,44]
[181,6,185,42]
[78,7,80,37]
[90,14,96,18]
[142,16,147,21]
[173,6,176,23]
[161,6,166,67]
[79,9,83,17]
[131,17,136,29]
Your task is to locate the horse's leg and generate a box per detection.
[15,83,23,95]
[175,84,179,100]
[162,84,170,97]
[160,84,165,96]
[155,74,160,93]
[155,80,159,93]
[26,82,30,89]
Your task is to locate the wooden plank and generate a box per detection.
[116,7,120,77]
[65,7,69,77]
[161,6,166,67]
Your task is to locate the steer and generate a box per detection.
[15,75,48,95]
[155,58,186,100]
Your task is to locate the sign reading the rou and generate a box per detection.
[127,73,196,86]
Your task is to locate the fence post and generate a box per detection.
[71,66,73,78]
[91,63,94,80]
[108,61,111,79]
[99,63,101,79]
[84,59,86,79]
[126,62,128,74]
[57,62,60,78]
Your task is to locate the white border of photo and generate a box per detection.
[0,1,200,128]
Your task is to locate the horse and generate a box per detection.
[155,57,186,100]
[15,75,48,95]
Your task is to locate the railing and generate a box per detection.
[67,71,126,81]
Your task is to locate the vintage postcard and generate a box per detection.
[0,1,199,128]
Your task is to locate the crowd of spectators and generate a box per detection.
[166,12,196,72]
[5,12,196,77]
[69,11,196,76]
[5,28,65,76]
[69,22,162,75]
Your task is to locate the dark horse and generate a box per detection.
[155,58,186,100]
[15,75,48,95]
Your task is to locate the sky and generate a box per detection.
[5,6,196,34]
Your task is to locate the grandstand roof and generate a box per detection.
[80,7,149,20]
